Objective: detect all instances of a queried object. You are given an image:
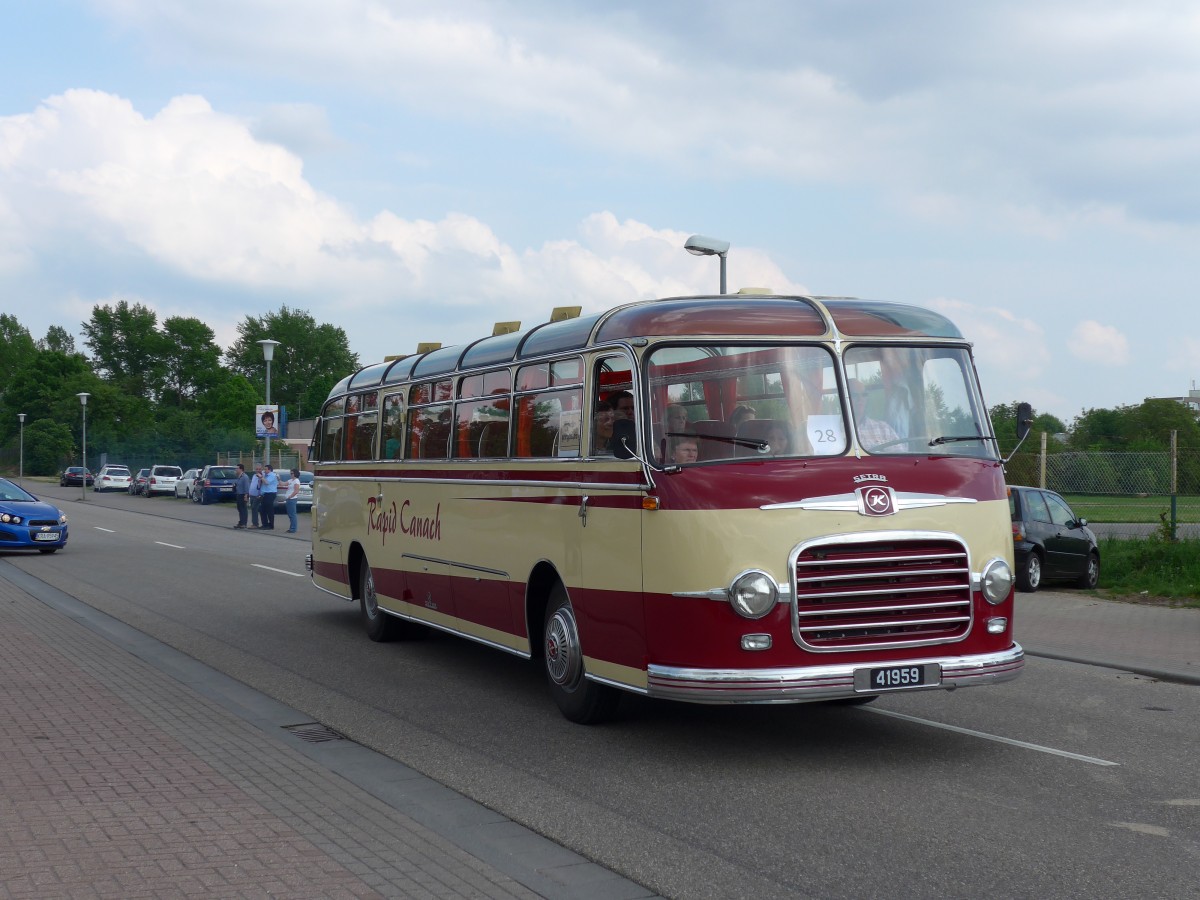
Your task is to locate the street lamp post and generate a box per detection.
[76,393,90,501]
[257,339,281,468]
[684,234,730,294]
[18,413,26,483]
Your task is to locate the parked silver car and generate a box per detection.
[94,465,132,493]
[144,465,182,497]
[274,471,314,511]
[174,468,202,499]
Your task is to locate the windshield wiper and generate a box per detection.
[928,434,996,447]
[680,431,768,451]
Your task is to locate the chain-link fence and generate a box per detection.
[1006,441,1200,539]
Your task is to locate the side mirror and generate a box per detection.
[1015,402,1033,440]
[610,418,638,459]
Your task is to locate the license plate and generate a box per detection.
[220,486,232,492]
[854,663,940,692]
[34,531,60,542]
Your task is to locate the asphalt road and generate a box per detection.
[8,481,1200,899]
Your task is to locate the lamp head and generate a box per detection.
[257,339,282,362]
[18,413,26,423]
[76,392,90,407]
[684,234,730,258]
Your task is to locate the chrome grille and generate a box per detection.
[792,535,972,651]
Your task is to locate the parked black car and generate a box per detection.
[1009,485,1100,592]
[59,466,94,487]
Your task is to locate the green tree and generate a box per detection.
[224,306,359,420]
[0,314,37,399]
[81,301,167,400]
[22,418,75,476]
[196,371,262,431]
[160,316,224,408]
[39,325,76,354]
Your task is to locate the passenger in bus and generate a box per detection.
[609,390,635,421]
[848,379,901,449]
[764,423,792,456]
[729,405,756,429]
[655,403,690,458]
[668,434,699,465]
[592,400,615,455]
[663,404,689,434]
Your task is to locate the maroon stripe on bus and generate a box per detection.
[312,466,644,485]
[650,457,1008,511]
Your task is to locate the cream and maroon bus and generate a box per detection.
[306,294,1025,723]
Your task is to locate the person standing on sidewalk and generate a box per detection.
[249,465,263,528]
[284,468,301,533]
[233,464,250,528]
[259,464,279,530]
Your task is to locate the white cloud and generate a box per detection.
[0,88,809,360]
[1069,320,1130,365]
[90,0,1200,234]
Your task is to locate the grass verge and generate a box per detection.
[1096,537,1200,606]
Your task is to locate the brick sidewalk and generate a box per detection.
[0,575,547,899]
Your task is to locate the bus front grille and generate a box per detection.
[792,537,972,651]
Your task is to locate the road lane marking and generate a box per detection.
[865,707,1120,766]
[155,541,186,549]
[94,527,115,533]
[252,564,305,578]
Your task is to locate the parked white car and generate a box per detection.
[174,468,202,499]
[93,465,132,493]
[144,465,183,497]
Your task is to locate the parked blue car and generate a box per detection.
[0,478,69,553]
[192,464,240,504]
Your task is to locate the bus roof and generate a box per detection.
[329,294,964,399]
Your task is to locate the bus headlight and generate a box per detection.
[729,570,778,619]
[980,558,1013,605]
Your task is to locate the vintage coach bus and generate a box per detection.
[306,294,1025,722]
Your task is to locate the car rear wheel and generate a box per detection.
[543,583,620,724]
[1077,552,1100,590]
[1017,552,1042,593]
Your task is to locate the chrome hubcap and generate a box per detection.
[545,607,581,688]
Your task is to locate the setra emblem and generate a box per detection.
[857,485,895,517]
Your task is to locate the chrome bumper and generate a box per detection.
[646,644,1023,704]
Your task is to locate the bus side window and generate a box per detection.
[382,394,405,459]
[409,405,452,459]
[514,389,582,458]
[321,417,343,461]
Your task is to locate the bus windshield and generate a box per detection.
[646,342,995,465]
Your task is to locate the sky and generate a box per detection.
[2,0,1198,425]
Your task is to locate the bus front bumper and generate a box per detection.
[645,644,1023,704]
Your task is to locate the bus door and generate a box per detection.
[576,352,646,680]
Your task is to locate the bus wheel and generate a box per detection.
[360,559,401,642]
[543,584,619,724]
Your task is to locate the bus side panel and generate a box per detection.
[575,492,646,680]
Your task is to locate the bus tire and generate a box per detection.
[360,559,401,642]
[543,583,619,724]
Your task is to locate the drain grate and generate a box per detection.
[282,722,346,743]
